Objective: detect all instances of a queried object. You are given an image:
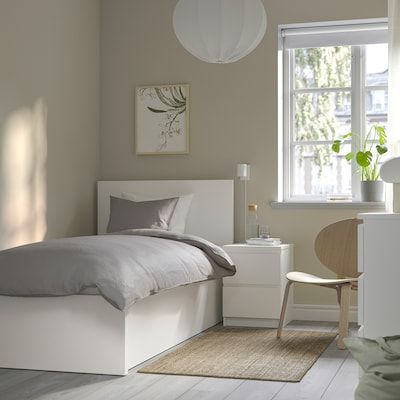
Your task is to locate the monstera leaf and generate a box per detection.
[356,151,373,168]
[376,145,388,155]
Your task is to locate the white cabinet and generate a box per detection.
[222,244,293,328]
[358,213,400,338]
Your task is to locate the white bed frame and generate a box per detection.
[0,180,233,375]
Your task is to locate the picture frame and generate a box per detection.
[135,84,190,155]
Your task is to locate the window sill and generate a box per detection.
[270,200,386,209]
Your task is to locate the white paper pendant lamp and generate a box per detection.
[173,0,267,64]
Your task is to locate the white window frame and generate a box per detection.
[278,18,388,203]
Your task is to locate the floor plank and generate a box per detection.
[271,347,349,400]
[0,371,82,400]
[225,380,285,400]
[129,375,204,400]
[321,355,359,400]
[0,370,46,395]
[33,373,118,400]
[82,373,165,400]
[176,377,243,400]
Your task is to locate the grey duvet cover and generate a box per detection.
[0,229,235,311]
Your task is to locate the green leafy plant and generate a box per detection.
[332,125,388,181]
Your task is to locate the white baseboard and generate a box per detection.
[293,304,358,323]
[224,317,279,328]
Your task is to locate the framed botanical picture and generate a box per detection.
[135,84,189,155]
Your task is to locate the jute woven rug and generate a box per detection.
[138,328,336,382]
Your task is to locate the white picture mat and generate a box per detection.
[135,85,189,155]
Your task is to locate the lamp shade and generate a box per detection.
[380,157,400,183]
[236,163,250,180]
[173,0,267,64]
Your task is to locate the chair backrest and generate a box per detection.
[314,218,362,278]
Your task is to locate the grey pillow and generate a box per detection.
[107,196,179,233]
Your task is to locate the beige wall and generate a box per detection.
[100,0,387,306]
[0,0,100,248]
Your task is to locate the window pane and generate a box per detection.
[292,144,352,197]
[366,88,388,132]
[365,44,388,86]
[294,46,351,89]
[366,89,388,115]
[294,92,351,142]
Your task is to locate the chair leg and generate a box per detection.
[336,285,341,305]
[337,283,351,349]
[277,281,293,338]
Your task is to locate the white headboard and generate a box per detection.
[97,180,234,245]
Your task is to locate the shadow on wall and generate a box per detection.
[0,99,47,250]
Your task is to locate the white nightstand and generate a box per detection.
[222,243,293,328]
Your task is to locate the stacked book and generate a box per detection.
[246,237,281,246]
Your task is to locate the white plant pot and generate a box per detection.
[360,181,384,202]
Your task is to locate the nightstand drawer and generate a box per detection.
[223,287,281,319]
[223,253,280,285]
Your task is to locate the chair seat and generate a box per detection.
[286,271,358,285]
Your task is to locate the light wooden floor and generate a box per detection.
[0,321,359,400]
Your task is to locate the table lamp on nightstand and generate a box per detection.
[236,163,250,240]
[380,156,400,212]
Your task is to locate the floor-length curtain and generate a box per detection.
[386,0,400,210]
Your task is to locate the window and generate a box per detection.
[279,20,388,202]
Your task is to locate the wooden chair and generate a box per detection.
[277,218,362,349]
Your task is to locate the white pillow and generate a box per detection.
[121,192,194,233]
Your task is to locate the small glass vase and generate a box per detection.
[246,204,259,239]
